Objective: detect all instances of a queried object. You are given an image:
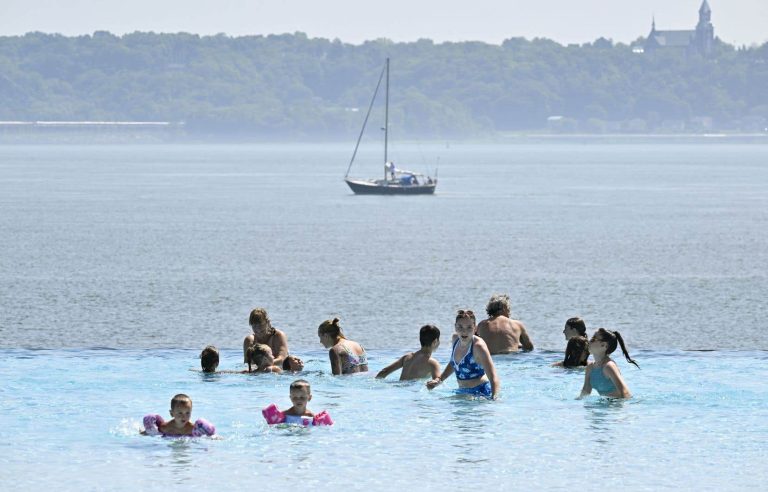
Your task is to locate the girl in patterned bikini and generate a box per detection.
[426,309,500,399]
[578,328,639,399]
[317,317,368,375]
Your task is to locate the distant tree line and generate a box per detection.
[0,31,766,138]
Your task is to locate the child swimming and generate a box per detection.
[262,379,333,426]
[141,394,216,437]
[578,328,639,399]
[317,317,368,375]
[376,324,441,380]
[426,310,500,399]
[246,343,283,373]
[200,345,219,373]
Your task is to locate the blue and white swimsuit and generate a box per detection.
[451,337,492,398]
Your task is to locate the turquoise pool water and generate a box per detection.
[1,348,766,490]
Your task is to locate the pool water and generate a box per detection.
[1,348,766,490]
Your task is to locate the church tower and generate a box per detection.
[695,0,714,55]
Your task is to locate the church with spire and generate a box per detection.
[642,1,714,56]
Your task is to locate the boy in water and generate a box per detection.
[376,324,441,380]
[262,379,333,426]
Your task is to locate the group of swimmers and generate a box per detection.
[142,293,639,436]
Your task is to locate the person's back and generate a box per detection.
[376,324,441,381]
[476,294,533,355]
[399,349,441,380]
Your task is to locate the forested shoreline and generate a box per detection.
[1,31,766,138]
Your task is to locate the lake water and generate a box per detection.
[1,142,767,489]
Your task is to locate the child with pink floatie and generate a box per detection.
[262,379,333,427]
[141,394,216,437]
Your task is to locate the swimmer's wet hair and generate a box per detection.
[246,343,272,371]
[249,308,273,332]
[170,394,192,410]
[419,324,440,347]
[485,293,511,317]
[455,309,476,324]
[290,379,311,392]
[565,317,587,336]
[562,336,589,367]
[318,317,345,339]
[200,345,219,373]
[594,328,639,368]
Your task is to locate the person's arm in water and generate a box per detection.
[577,364,593,399]
[271,330,290,368]
[328,347,343,375]
[429,358,442,379]
[426,361,455,389]
[518,322,534,351]
[602,361,632,398]
[474,338,500,399]
[376,355,406,379]
[243,334,254,363]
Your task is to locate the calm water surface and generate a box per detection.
[1,143,766,350]
[1,143,767,490]
[0,348,766,490]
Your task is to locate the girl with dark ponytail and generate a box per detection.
[578,328,638,399]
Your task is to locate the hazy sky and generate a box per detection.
[1,0,765,47]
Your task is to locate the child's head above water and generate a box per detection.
[200,345,219,373]
[170,394,193,424]
[289,379,312,412]
[419,324,441,349]
[247,343,274,370]
[485,293,511,317]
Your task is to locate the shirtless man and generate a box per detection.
[476,293,534,354]
[243,308,304,371]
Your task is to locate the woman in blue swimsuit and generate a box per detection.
[426,309,500,399]
[578,328,639,399]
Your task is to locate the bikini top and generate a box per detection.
[451,337,486,380]
[590,364,617,395]
[341,343,368,373]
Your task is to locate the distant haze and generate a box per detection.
[0,0,765,46]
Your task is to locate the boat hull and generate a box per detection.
[344,178,436,195]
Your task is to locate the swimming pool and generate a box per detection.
[1,348,765,490]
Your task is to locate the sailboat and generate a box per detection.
[344,59,437,195]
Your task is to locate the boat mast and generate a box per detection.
[384,58,389,181]
[345,62,386,179]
